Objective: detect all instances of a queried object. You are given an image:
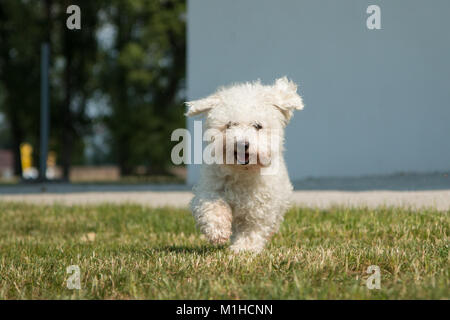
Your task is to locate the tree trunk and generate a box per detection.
[0,4,22,176]
[61,35,73,181]
[115,7,131,177]
[10,113,23,177]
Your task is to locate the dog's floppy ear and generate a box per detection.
[185,94,221,117]
[271,77,304,123]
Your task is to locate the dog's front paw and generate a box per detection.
[195,200,232,245]
[205,228,231,245]
[229,231,267,253]
[229,243,263,254]
[200,222,231,245]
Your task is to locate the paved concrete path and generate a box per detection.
[1,173,449,211]
[1,190,449,211]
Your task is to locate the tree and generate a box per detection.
[52,0,104,179]
[0,0,187,179]
[0,0,103,179]
[0,0,44,175]
[100,0,186,175]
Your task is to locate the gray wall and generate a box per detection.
[187,0,450,185]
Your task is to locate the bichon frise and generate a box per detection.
[186,77,304,253]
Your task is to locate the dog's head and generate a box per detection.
[185,77,304,170]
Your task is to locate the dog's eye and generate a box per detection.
[226,122,239,129]
[253,123,263,130]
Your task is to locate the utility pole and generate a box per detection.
[39,43,50,182]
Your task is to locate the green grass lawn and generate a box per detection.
[0,202,448,299]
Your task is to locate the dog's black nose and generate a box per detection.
[235,141,250,151]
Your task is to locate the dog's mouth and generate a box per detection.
[234,151,250,165]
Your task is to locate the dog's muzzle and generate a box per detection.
[234,141,250,165]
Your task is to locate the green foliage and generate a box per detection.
[0,0,186,176]
[0,0,45,172]
[0,203,448,299]
[99,0,186,174]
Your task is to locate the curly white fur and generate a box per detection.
[186,77,304,253]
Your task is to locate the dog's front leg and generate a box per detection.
[230,217,274,253]
[190,195,232,245]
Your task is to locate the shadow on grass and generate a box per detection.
[151,244,227,255]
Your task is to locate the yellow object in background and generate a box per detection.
[20,143,33,171]
[47,151,56,167]
[46,151,58,179]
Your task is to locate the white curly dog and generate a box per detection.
[186,77,304,253]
